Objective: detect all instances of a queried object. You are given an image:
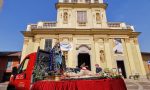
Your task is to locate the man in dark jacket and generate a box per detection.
[95,64,102,73]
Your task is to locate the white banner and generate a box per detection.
[60,42,72,51]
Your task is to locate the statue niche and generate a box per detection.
[99,50,105,63]
[96,13,101,23]
[63,12,68,23]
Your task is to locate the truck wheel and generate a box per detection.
[7,85,15,90]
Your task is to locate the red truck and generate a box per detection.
[7,45,64,90]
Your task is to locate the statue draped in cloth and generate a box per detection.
[54,43,62,72]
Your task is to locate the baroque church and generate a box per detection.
[21,0,146,79]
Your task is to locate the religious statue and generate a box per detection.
[100,50,105,63]
[63,12,68,23]
[96,13,101,22]
[54,43,63,73]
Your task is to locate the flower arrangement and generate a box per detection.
[61,67,122,80]
[97,68,122,79]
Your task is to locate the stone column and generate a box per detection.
[67,37,74,67]
[33,37,41,52]
[133,38,147,78]
[125,38,136,75]
[40,38,45,50]
[104,38,113,68]
[94,39,100,66]
[109,39,116,68]
[21,37,29,62]
[122,39,132,78]
[94,38,106,69]
[101,9,108,28]
[91,38,96,72]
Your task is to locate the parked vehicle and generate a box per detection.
[7,43,65,90]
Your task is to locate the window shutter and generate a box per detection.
[77,11,87,23]
[45,39,52,50]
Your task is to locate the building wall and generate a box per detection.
[57,7,107,29]
[21,0,146,79]
[0,56,20,82]
[141,53,150,76]
[21,34,146,78]
[0,57,7,82]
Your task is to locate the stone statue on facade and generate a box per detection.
[96,13,101,22]
[63,12,68,23]
[100,50,105,63]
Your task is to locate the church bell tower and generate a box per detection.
[56,0,108,28]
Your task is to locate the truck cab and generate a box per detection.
[7,49,51,90]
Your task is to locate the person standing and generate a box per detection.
[95,64,102,73]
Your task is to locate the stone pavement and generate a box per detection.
[125,79,150,90]
[0,82,8,90]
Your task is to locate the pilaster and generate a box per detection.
[121,39,132,78]
[21,37,29,62]
[67,37,74,67]
[33,37,41,52]
[104,38,113,68]
[133,38,147,78]
[125,38,136,75]
[91,37,96,72]
[40,38,45,49]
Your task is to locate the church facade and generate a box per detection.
[21,0,146,78]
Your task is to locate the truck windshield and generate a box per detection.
[18,57,30,73]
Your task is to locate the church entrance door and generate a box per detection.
[78,53,91,70]
[117,61,127,78]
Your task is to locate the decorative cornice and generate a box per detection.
[56,3,108,9]
[22,29,140,38]
[129,32,141,38]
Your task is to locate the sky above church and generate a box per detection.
[0,0,150,52]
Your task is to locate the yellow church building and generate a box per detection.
[21,0,146,79]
